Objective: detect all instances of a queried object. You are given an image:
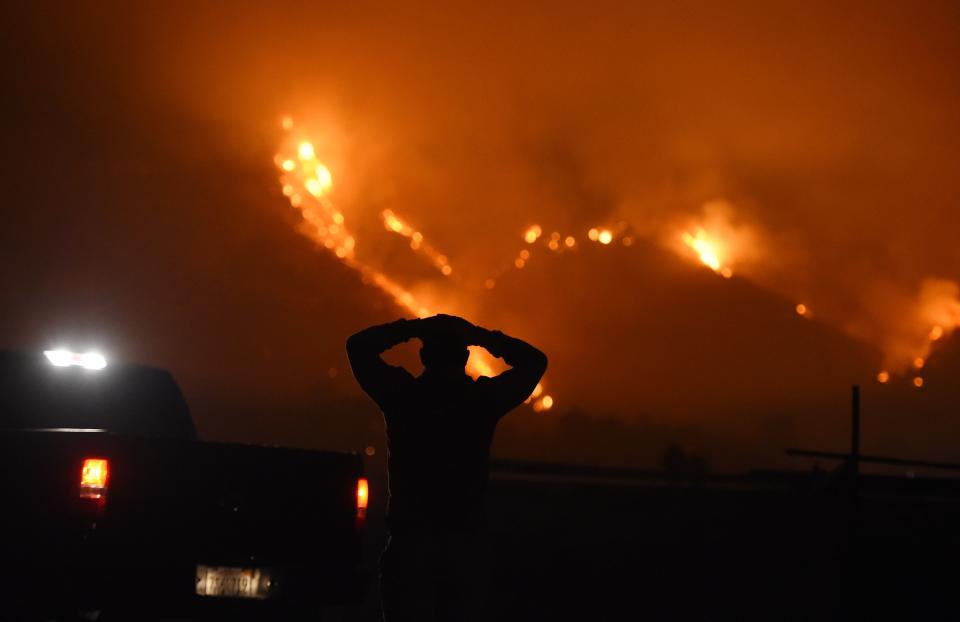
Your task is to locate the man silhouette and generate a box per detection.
[346,314,547,622]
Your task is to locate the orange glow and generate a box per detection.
[548,239,560,250]
[929,325,944,341]
[275,119,553,404]
[519,249,530,260]
[796,304,807,316]
[356,478,369,518]
[524,225,542,244]
[588,228,599,241]
[913,357,925,369]
[515,258,525,269]
[877,371,890,383]
[541,395,554,410]
[564,236,576,248]
[913,377,924,388]
[80,458,109,499]
[281,115,294,131]
[281,159,296,172]
[681,229,723,272]
[598,230,613,245]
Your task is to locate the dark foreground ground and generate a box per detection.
[299,462,958,622]
[27,462,959,621]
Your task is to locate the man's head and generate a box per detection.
[419,338,470,372]
[417,314,473,373]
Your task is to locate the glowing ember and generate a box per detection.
[796,304,808,316]
[524,225,542,244]
[381,209,453,276]
[913,377,924,388]
[877,371,890,383]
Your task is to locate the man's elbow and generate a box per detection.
[532,348,548,379]
[345,333,365,365]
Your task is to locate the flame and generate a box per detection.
[275,118,549,404]
[681,229,732,278]
[381,209,453,276]
[874,278,960,378]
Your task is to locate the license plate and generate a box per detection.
[195,565,271,599]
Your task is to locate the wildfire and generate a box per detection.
[276,118,955,411]
[681,229,732,278]
[275,118,552,411]
[875,278,960,381]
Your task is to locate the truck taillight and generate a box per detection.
[80,458,109,500]
[356,478,369,518]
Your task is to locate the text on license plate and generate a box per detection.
[195,565,271,599]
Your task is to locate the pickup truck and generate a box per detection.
[0,348,368,621]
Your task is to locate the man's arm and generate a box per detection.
[472,326,548,413]
[346,319,420,409]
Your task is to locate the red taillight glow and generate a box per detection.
[80,458,109,499]
[356,478,369,518]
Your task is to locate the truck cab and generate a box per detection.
[0,349,367,620]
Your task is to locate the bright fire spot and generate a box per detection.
[524,225,542,244]
[315,164,333,191]
[796,304,807,316]
[913,377,924,388]
[877,371,890,384]
[588,228,599,241]
[913,357,925,369]
[298,141,315,161]
[929,325,944,341]
[281,159,296,172]
[681,229,732,277]
[540,395,554,410]
[564,236,576,248]
[597,230,613,245]
[682,230,720,270]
